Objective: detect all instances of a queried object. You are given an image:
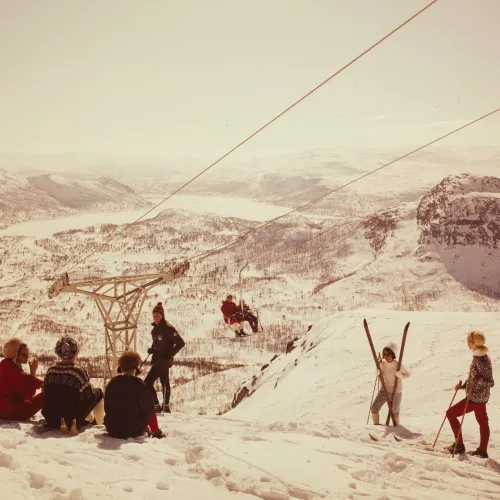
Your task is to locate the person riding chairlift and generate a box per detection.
[221,295,248,338]
[238,299,259,333]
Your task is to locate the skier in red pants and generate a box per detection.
[446,330,494,458]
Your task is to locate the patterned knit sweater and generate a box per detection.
[44,363,94,404]
[462,348,494,404]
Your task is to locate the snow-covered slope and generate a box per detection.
[230,310,500,425]
[28,174,151,210]
[2,310,500,500]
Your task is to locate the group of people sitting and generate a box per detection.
[0,335,165,439]
[220,295,259,337]
[0,336,174,439]
[0,301,185,439]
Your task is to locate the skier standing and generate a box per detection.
[144,302,185,413]
[446,330,494,458]
[370,342,410,425]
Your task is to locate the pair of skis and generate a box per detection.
[364,318,410,427]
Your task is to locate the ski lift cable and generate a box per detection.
[9,0,442,334]
[16,102,495,337]
[60,0,439,277]
[188,107,500,264]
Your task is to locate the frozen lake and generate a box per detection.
[0,195,292,239]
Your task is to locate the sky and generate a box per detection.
[1,0,499,162]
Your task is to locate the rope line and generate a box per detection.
[9,0,442,332]
[63,0,439,274]
[188,107,500,264]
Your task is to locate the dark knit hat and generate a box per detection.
[152,302,164,316]
[55,335,79,360]
[117,350,142,375]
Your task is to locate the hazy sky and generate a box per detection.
[1,0,499,160]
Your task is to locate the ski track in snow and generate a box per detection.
[1,413,500,500]
[1,308,500,499]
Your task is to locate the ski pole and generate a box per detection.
[140,353,151,369]
[367,375,378,425]
[432,387,459,449]
[367,353,382,425]
[452,378,475,458]
[162,360,169,416]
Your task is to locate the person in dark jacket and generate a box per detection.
[238,299,259,333]
[0,338,44,421]
[42,336,104,433]
[104,351,164,439]
[144,302,185,413]
[446,330,495,458]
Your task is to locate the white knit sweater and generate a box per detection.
[379,359,410,394]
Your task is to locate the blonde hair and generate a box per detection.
[467,330,487,350]
[2,338,24,360]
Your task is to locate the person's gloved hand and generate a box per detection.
[147,348,154,355]
[167,358,174,368]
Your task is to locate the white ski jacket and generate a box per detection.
[377,359,410,394]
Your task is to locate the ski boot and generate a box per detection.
[468,448,488,459]
[446,442,466,454]
[69,419,78,436]
[163,404,171,414]
[60,417,69,435]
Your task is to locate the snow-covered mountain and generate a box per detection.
[126,146,500,212]
[416,173,500,298]
[2,172,500,364]
[1,167,500,498]
[28,174,151,210]
[0,169,72,226]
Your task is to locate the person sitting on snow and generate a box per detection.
[370,342,410,425]
[220,294,247,337]
[144,302,185,414]
[0,338,44,421]
[104,351,164,439]
[238,299,259,333]
[42,336,104,433]
[446,330,494,458]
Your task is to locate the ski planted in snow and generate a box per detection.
[363,318,398,426]
[385,321,410,425]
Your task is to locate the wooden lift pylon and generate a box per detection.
[47,261,189,388]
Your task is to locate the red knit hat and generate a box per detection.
[153,302,164,316]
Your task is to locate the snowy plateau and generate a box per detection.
[1,148,500,500]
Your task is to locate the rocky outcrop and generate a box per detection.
[416,173,500,298]
[417,174,500,248]
[362,206,401,254]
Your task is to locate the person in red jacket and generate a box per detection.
[0,338,44,421]
[220,294,247,337]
